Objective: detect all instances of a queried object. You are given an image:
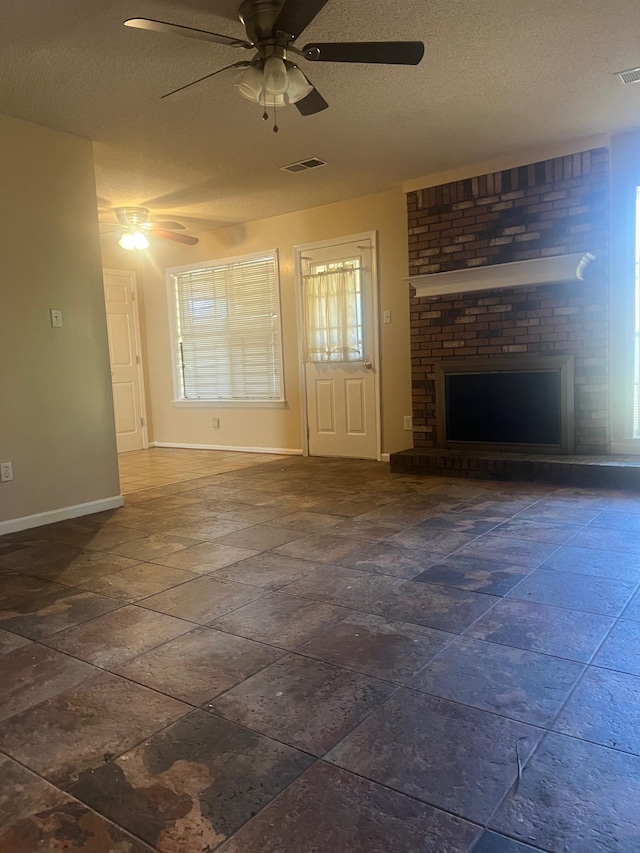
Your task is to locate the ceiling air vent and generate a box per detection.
[615,66,640,86]
[281,157,327,173]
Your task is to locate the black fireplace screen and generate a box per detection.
[445,370,562,446]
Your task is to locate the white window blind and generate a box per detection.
[172,253,283,402]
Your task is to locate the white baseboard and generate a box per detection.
[150,442,303,456]
[0,495,125,536]
[380,453,391,462]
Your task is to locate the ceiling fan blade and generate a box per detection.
[273,0,329,39]
[303,41,425,65]
[295,85,329,116]
[162,61,251,99]
[143,221,186,230]
[124,18,253,49]
[152,229,200,246]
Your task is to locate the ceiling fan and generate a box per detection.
[100,207,200,251]
[124,0,424,125]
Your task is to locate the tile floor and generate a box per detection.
[2,448,640,851]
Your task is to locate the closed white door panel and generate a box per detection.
[104,270,145,454]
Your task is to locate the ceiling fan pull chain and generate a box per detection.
[273,102,279,133]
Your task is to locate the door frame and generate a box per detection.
[103,267,149,451]
[293,231,382,461]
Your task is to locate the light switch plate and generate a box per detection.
[383,310,391,324]
[1,462,13,482]
[50,309,63,328]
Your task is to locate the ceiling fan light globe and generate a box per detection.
[263,56,288,95]
[235,65,263,102]
[285,65,313,104]
[262,92,287,107]
[132,231,151,250]
[118,232,136,251]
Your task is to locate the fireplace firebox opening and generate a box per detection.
[435,356,575,454]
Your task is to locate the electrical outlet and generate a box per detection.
[50,309,63,328]
[403,416,413,431]
[1,462,13,482]
[383,310,392,324]
[211,417,220,429]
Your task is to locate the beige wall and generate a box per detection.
[129,187,412,456]
[0,114,120,525]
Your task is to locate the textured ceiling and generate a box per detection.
[2,0,640,229]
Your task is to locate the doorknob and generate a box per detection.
[363,361,373,370]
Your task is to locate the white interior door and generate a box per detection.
[103,269,146,453]
[300,236,379,459]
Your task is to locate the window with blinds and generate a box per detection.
[170,252,283,403]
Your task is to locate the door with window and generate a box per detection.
[299,236,379,459]
[103,269,146,453]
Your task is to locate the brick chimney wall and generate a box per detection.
[407,148,610,454]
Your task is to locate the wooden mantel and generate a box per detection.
[407,252,595,299]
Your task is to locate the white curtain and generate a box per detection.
[303,266,363,363]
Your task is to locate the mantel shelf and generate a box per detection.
[407,252,595,298]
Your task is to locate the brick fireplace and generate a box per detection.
[406,148,609,456]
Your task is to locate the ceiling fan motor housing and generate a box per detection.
[115,206,150,227]
[239,0,291,45]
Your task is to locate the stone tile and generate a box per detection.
[210,653,394,755]
[0,672,188,788]
[283,565,403,608]
[269,511,344,532]
[0,754,154,853]
[472,832,544,853]
[213,523,307,551]
[65,524,148,552]
[298,613,452,684]
[140,575,264,624]
[410,636,583,726]
[367,580,498,633]
[540,544,640,581]
[152,541,258,573]
[516,503,600,526]
[218,505,292,523]
[0,626,31,654]
[593,620,640,676]
[0,574,120,640]
[506,568,636,616]
[569,526,640,554]
[0,539,85,572]
[419,512,504,534]
[589,510,640,531]
[44,605,194,668]
[16,549,144,586]
[327,518,405,542]
[414,555,531,596]
[390,527,478,555]
[553,667,640,754]
[465,598,613,662]
[456,497,535,518]
[623,587,640,621]
[212,593,351,649]
[212,552,323,590]
[328,689,541,824]
[69,710,312,853]
[114,626,282,704]
[272,533,366,564]
[490,518,580,545]
[217,762,480,853]
[339,542,440,578]
[1,643,98,723]
[75,562,197,601]
[164,518,253,541]
[491,732,640,852]
[455,535,557,568]
[107,532,203,561]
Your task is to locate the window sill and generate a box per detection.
[172,399,287,410]
[610,439,640,456]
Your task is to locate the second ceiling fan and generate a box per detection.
[125,0,424,121]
